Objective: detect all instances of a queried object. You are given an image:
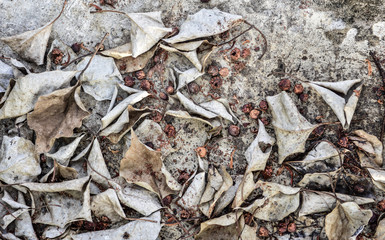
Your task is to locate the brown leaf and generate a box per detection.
[120,131,176,197]
[116,46,157,74]
[27,85,89,153]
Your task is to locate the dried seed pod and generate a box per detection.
[228,125,240,137]
[196,146,207,158]
[164,124,176,138]
[279,79,291,91]
[261,165,273,179]
[124,76,135,87]
[219,67,230,77]
[378,200,385,211]
[159,92,169,101]
[140,80,152,91]
[135,70,146,80]
[260,117,269,125]
[259,100,268,110]
[210,76,223,89]
[241,48,251,58]
[51,48,64,65]
[188,82,200,94]
[230,48,241,61]
[71,43,81,53]
[232,61,246,72]
[249,109,260,119]
[354,184,365,194]
[162,195,173,206]
[166,85,174,94]
[241,103,253,114]
[287,223,296,233]
[299,93,309,102]
[151,112,162,123]
[293,83,304,95]
[180,209,190,219]
[178,170,190,184]
[258,226,269,237]
[207,65,219,76]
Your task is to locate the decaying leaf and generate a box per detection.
[212,175,242,217]
[242,181,300,221]
[367,168,385,192]
[350,129,383,167]
[91,189,126,222]
[297,171,340,189]
[299,191,374,216]
[266,91,318,163]
[20,177,92,228]
[101,90,150,130]
[42,226,68,239]
[39,161,78,183]
[0,60,13,93]
[165,110,217,128]
[173,67,204,91]
[100,105,151,144]
[116,45,157,74]
[200,99,237,123]
[14,192,38,240]
[244,120,275,173]
[287,141,341,174]
[325,202,372,240]
[110,176,162,216]
[375,218,385,239]
[164,8,243,44]
[45,134,85,166]
[0,70,76,119]
[306,79,363,129]
[232,171,255,208]
[0,136,41,184]
[120,131,179,198]
[27,86,89,153]
[47,39,78,71]
[70,211,161,240]
[87,138,111,187]
[76,55,124,101]
[126,12,171,58]
[101,43,132,59]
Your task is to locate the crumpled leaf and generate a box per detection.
[126,12,171,58]
[375,218,385,239]
[244,120,275,173]
[173,67,204,91]
[212,175,242,217]
[120,131,180,198]
[71,211,161,240]
[47,39,78,71]
[14,191,38,240]
[91,188,126,223]
[299,191,374,216]
[100,105,151,144]
[350,130,383,167]
[287,141,340,174]
[45,134,85,166]
[306,79,363,129]
[242,181,300,221]
[164,8,243,44]
[1,23,53,65]
[199,99,237,123]
[325,201,372,240]
[195,211,255,240]
[165,110,217,128]
[110,177,162,216]
[232,171,255,208]
[42,226,68,239]
[266,91,318,163]
[116,45,157,74]
[87,138,111,187]
[101,90,150,130]
[76,55,123,101]
[0,136,41,184]
[0,70,76,119]
[367,168,385,192]
[27,85,89,153]
[39,161,78,183]
[20,177,92,228]
[200,166,233,217]
[160,40,214,71]
[101,43,132,59]
[0,60,13,93]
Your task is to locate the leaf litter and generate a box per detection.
[0,2,383,239]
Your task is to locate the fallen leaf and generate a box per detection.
[87,138,112,187]
[165,110,217,128]
[232,171,255,208]
[91,188,126,223]
[242,181,300,221]
[200,99,237,123]
[176,91,217,119]
[101,43,132,59]
[46,39,78,71]
[375,218,385,239]
[306,79,363,129]
[39,161,78,183]
[266,91,318,163]
[116,45,157,74]
[173,67,204,91]
[212,175,242,217]
[45,134,85,166]
[27,86,89,153]
[0,70,76,119]
[100,105,151,144]
[367,168,385,192]
[76,55,124,101]
[126,12,171,58]
[164,8,242,44]
[0,60,13,93]
[42,226,68,239]
[14,191,38,240]
[350,130,383,167]
[0,136,41,184]
[325,202,372,240]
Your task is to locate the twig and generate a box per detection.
[85,158,114,189]
[165,207,190,235]
[244,20,268,60]
[61,52,93,69]
[0,56,11,60]
[0,201,21,221]
[229,147,236,169]
[217,26,253,47]
[90,9,126,15]
[78,33,109,78]
[49,0,68,26]
[370,51,385,141]
[124,217,157,223]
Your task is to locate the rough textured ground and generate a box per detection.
[1,0,385,239]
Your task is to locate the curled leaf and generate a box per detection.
[91,189,126,223]
[116,46,157,74]
[173,67,204,91]
[45,134,85,166]
[0,60,13,93]
[101,43,132,59]
[350,130,383,167]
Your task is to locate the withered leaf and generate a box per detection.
[27,85,89,153]
[116,45,157,74]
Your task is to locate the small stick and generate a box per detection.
[370,51,385,141]
[49,0,68,26]
[90,9,126,15]
[217,26,253,47]
[229,147,236,169]
[124,217,157,223]
[61,52,93,69]
[244,20,268,60]
[165,207,190,235]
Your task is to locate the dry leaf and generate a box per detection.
[45,134,85,166]
[200,99,237,123]
[232,172,255,208]
[173,67,204,91]
[87,138,111,187]
[242,181,300,221]
[176,91,217,119]
[287,141,340,174]
[91,189,126,223]
[101,43,132,59]
[165,110,216,128]
[0,60,13,93]
[120,131,178,198]
[116,45,157,74]
[47,39,78,71]
[76,55,124,101]
[266,91,318,163]
[306,79,363,129]
[350,130,383,167]
[177,172,206,210]
[126,12,171,57]
[325,202,372,240]
[0,136,41,184]
[212,175,242,217]
[367,168,385,192]
[0,70,76,119]
[39,161,78,183]
[375,218,385,239]
[27,86,89,153]
[100,105,151,144]
[14,192,38,240]
[164,8,242,44]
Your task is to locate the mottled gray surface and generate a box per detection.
[1,0,385,239]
